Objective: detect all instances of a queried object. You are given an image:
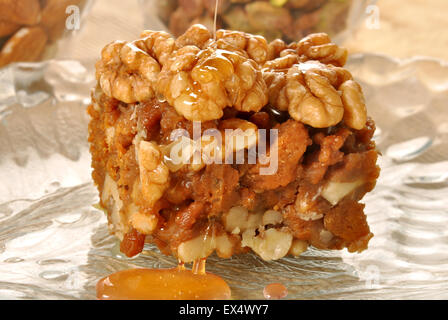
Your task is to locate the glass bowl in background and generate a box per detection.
[0,0,94,68]
[142,0,376,44]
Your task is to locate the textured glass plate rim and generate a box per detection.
[0,53,447,300]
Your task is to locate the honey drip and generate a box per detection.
[192,258,206,275]
[96,258,230,300]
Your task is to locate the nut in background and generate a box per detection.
[142,0,376,44]
[0,0,94,68]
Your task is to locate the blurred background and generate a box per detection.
[1,0,446,69]
[54,0,448,65]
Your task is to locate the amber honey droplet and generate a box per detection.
[96,267,231,300]
[263,283,288,300]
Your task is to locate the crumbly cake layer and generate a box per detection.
[88,25,380,262]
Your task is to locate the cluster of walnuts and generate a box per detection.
[96,24,367,129]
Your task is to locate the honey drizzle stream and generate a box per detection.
[192,220,215,275]
[213,0,219,40]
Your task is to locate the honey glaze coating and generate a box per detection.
[96,259,231,300]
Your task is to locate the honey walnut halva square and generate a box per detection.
[88,24,380,263]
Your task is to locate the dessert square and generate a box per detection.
[88,25,380,262]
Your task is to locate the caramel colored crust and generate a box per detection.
[88,26,380,262]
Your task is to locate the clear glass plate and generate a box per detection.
[0,54,447,300]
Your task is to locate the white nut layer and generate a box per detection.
[177,232,233,263]
[289,239,309,257]
[262,210,283,226]
[128,203,158,234]
[223,206,263,235]
[101,174,126,240]
[321,179,364,206]
[223,206,295,260]
[242,228,293,261]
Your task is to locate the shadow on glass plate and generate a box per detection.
[0,54,447,299]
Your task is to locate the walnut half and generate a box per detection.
[264,60,367,129]
[137,141,170,208]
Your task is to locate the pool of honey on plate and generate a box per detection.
[96,258,231,300]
